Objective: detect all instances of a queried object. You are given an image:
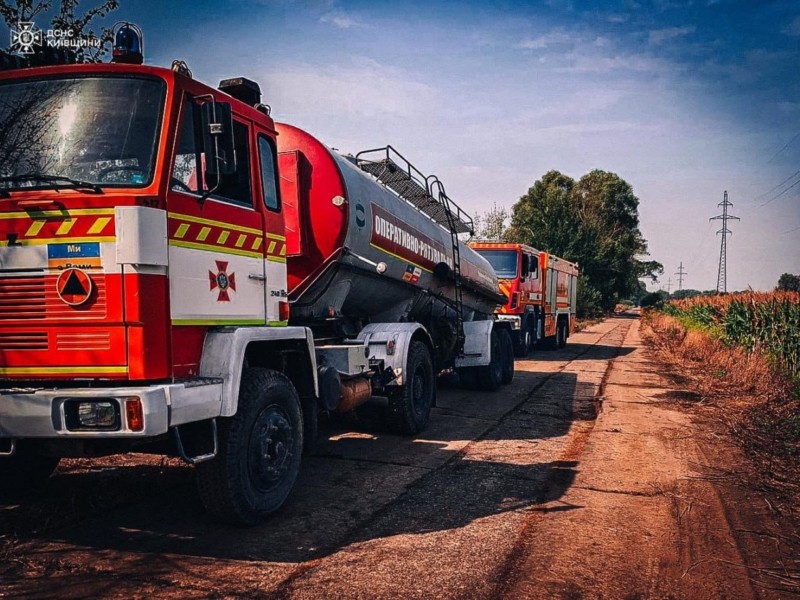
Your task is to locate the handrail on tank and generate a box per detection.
[426,175,475,235]
[355,145,429,190]
[354,145,474,235]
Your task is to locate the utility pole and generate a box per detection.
[710,191,740,294]
[675,262,687,291]
[664,277,672,295]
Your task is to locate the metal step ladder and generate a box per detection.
[355,146,470,353]
[355,146,473,234]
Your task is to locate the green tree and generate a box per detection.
[507,169,662,313]
[777,273,800,292]
[1,0,119,62]
[472,202,509,240]
[671,288,702,300]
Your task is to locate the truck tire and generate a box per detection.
[0,442,59,493]
[513,325,532,358]
[196,368,303,526]
[478,328,504,391]
[557,320,568,349]
[387,341,434,435]
[500,328,514,385]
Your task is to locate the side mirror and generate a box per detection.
[201,101,236,175]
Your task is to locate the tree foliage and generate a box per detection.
[472,203,509,240]
[507,169,662,313]
[777,273,800,292]
[1,0,119,61]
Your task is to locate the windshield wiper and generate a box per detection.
[0,173,103,194]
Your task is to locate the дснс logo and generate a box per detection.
[10,22,43,54]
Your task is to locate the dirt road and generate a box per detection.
[1,315,795,598]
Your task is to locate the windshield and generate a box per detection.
[476,249,518,279]
[0,76,164,191]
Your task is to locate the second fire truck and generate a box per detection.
[469,242,578,357]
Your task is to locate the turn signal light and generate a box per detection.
[279,300,290,322]
[125,398,144,431]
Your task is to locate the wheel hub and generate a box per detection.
[249,406,294,492]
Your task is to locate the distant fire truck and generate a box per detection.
[0,24,514,524]
[469,242,578,357]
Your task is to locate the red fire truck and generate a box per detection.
[468,242,578,357]
[0,25,515,524]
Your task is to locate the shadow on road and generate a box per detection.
[0,369,596,590]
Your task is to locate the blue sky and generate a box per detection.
[4,0,799,291]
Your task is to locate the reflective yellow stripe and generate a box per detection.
[197,226,211,241]
[0,208,115,219]
[235,234,247,248]
[168,212,262,236]
[87,217,112,234]
[0,236,114,247]
[266,232,286,241]
[25,220,46,236]
[251,238,263,251]
[280,244,286,256]
[0,366,128,375]
[168,239,262,259]
[217,231,230,244]
[172,318,265,326]
[175,223,190,239]
[56,219,76,235]
[268,241,277,254]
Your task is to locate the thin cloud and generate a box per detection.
[784,15,800,36]
[518,28,576,50]
[320,10,361,29]
[648,25,695,44]
[262,61,438,120]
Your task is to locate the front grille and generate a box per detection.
[0,277,46,319]
[0,332,48,351]
[56,331,111,351]
[0,274,107,321]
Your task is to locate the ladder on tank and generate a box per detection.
[355,146,473,353]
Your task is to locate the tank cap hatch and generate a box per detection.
[218,77,261,106]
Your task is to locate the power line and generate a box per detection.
[768,130,800,164]
[759,177,800,207]
[782,224,800,235]
[710,190,740,294]
[751,169,800,203]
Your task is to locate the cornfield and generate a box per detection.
[661,291,800,379]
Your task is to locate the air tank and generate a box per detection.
[275,123,504,329]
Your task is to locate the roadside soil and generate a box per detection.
[1,314,797,599]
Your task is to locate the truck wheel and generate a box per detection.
[500,329,514,385]
[196,368,303,526]
[478,328,504,391]
[387,341,434,435]
[513,326,531,358]
[557,321,568,349]
[0,442,59,493]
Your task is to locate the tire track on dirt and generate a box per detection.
[266,318,633,598]
[488,316,633,600]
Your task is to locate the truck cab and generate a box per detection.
[0,56,316,523]
[469,242,578,356]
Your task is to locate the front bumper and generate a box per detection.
[496,314,522,329]
[0,379,223,438]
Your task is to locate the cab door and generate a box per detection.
[167,98,266,326]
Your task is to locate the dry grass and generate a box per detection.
[642,311,799,493]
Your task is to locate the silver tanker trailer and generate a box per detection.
[276,123,516,436]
